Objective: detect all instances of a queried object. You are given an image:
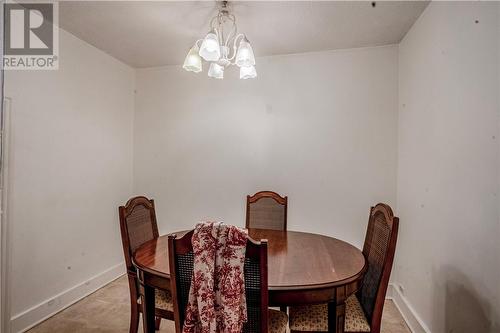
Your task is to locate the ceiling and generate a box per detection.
[59,1,429,68]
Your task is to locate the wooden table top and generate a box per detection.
[133,228,366,291]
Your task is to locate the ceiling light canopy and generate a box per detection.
[183,1,257,80]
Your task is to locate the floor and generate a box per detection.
[27,275,411,333]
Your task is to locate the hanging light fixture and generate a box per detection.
[183,1,257,80]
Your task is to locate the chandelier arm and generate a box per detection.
[227,33,245,61]
[209,13,223,46]
[217,12,225,46]
[209,14,218,31]
[213,26,222,48]
[194,39,203,48]
[224,14,237,48]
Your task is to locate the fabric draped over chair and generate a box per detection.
[183,221,249,333]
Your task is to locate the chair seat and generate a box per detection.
[138,289,173,312]
[269,309,288,333]
[289,295,370,332]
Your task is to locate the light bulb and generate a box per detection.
[199,32,221,62]
[182,45,202,73]
[208,63,224,79]
[240,65,257,79]
[235,38,255,67]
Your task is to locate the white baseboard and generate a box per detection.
[387,283,432,333]
[9,268,426,333]
[10,263,126,333]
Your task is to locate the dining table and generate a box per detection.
[133,228,366,333]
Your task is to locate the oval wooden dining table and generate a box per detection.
[133,228,366,333]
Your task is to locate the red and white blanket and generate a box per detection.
[183,221,248,333]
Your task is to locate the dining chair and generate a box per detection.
[119,196,174,333]
[288,203,399,333]
[246,191,288,230]
[168,230,288,333]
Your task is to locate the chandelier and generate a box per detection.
[182,1,257,80]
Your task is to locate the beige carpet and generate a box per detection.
[27,275,411,333]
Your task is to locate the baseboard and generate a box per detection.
[387,283,432,333]
[9,268,425,333]
[10,262,126,333]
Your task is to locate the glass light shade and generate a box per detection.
[199,32,221,61]
[208,63,224,79]
[239,65,257,79]
[235,39,255,67]
[182,45,202,73]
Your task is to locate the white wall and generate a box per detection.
[134,46,398,247]
[396,2,500,332]
[4,29,135,331]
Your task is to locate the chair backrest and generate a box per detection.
[246,191,287,230]
[119,196,160,273]
[168,230,269,333]
[358,203,399,333]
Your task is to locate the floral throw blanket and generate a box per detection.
[183,221,249,333]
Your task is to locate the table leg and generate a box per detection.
[141,284,156,333]
[328,301,346,333]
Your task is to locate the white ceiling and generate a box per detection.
[59,1,429,68]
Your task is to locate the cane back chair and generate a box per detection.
[246,191,288,231]
[168,230,288,333]
[119,196,174,333]
[289,203,399,333]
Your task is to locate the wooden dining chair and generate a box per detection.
[246,191,288,230]
[288,203,399,333]
[119,196,174,333]
[168,230,288,333]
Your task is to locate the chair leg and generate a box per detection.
[155,317,161,330]
[127,274,140,333]
[129,303,139,333]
